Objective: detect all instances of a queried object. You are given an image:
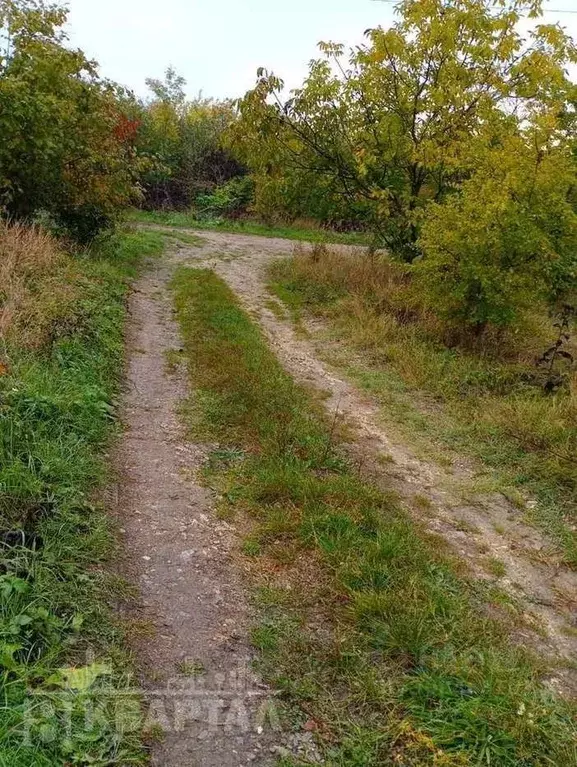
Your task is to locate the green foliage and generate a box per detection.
[138,69,243,209]
[416,126,577,329]
[172,267,577,767]
[0,1,141,241]
[0,230,163,765]
[195,176,255,219]
[232,0,577,327]
[145,65,186,106]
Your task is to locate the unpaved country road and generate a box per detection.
[115,226,576,764]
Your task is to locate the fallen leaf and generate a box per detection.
[55,662,113,691]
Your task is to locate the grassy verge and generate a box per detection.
[127,208,370,246]
[0,228,165,766]
[172,267,576,767]
[268,247,577,567]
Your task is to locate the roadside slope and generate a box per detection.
[0,228,163,766]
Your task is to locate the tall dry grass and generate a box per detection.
[0,221,78,348]
[285,243,559,363]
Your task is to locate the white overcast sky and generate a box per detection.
[64,0,577,101]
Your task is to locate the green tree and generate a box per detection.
[0,0,140,241]
[232,0,576,260]
[145,65,186,106]
[138,69,244,209]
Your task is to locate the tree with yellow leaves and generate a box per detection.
[232,0,577,327]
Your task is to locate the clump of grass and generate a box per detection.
[269,246,577,565]
[483,557,508,578]
[177,659,205,677]
[0,221,80,348]
[172,268,576,767]
[129,208,370,245]
[0,228,164,765]
[264,298,287,320]
[163,231,206,248]
[164,348,185,374]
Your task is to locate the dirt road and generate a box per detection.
[115,228,577,764]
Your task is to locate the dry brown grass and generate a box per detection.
[292,242,410,305]
[286,243,564,363]
[0,221,79,349]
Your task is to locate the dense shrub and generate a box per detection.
[194,176,254,219]
[0,0,141,241]
[231,0,577,329]
[416,132,577,330]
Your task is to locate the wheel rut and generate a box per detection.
[160,228,577,684]
[113,257,278,766]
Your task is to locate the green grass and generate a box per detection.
[127,208,371,246]
[268,252,577,567]
[161,230,206,248]
[0,229,164,766]
[172,267,577,767]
